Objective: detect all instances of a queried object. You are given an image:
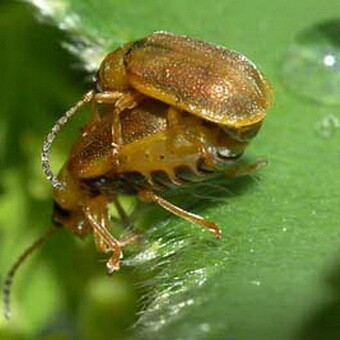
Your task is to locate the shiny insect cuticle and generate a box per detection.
[3,31,273,319]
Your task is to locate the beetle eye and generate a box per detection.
[52,200,72,227]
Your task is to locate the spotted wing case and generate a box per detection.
[125,32,273,127]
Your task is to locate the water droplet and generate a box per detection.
[282,19,340,106]
[199,323,211,332]
[250,280,261,286]
[315,114,340,138]
[282,227,287,232]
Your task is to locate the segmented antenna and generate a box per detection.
[41,90,95,189]
[2,227,58,320]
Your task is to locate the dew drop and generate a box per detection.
[250,280,261,286]
[282,19,340,106]
[199,323,211,332]
[315,113,340,138]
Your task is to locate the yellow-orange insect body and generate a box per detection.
[3,32,273,319]
[52,31,272,271]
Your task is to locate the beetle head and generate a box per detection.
[52,167,92,238]
[52,200,91,238]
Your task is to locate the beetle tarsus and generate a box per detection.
[225,158,268,178]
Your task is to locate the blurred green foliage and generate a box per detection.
[0,1,138,339]
[0,0,340,339]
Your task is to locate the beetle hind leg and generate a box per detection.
[138,189,221,239]
[225,158,267,178]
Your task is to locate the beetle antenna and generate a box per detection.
[2,227,58,320]
[41,90,95,189]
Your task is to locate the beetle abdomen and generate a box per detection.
[85,149,239,196]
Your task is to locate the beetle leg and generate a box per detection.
[110,91,147,160]
[88,98,101,124]
[225,158,267,178]
[83,195,139,272]
[94,90,145,109]
[119,232,140,247]
[85,90,124,125]
[114,91,145,112]
[83,196,122,272]
[167,107,218,169]
[93,91,146,158]
[138,190,221,239]
[87,200,111,253]
[93,229,111,254]
[184,135,218,170]
[94,91,124,104]
[197,143,218,169]
[112,196,134,230]
[167,106,181,127]
[84,209,122,272]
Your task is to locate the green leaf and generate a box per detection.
[1,0,340,339]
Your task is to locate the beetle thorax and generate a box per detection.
[97,43,133,91]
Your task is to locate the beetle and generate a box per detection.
[3,31,272,319]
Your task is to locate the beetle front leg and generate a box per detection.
[83,197,122,272]
[94,90,145,111]
[92,90,136,127]
[85,210,122,272]
[83,195,139,272]
[111,91,146,147]
[89,90,145,127]
[94,90,146,159]
[88,98,101,124]
[93,91,124,104]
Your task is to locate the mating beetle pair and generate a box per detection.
[3,31,273,318]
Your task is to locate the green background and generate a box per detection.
[0,0,339,339]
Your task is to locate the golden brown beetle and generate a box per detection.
[3,32,272,318]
